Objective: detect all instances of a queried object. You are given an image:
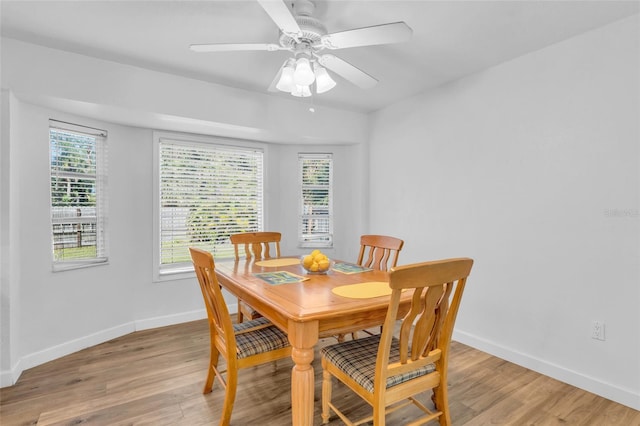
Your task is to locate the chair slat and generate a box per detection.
[411,285,445,360]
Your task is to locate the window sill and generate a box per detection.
[299,243,333,249]
[155,267,196,283]
[52,259,109,272]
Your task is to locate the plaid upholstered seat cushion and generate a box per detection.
[321,335,436,393]
[234,317,289,359]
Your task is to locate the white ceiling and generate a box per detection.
[2,0,638,113]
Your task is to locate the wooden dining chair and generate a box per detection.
[357,234,404,272]
[229,231,281,323]
[321,257,474,426]
[189,247,292,426]
[338,234,405,341]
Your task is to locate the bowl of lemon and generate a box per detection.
[301,250,332,274]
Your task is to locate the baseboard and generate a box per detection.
[453,329,640,411]
[6,315,638,410]
[0,364,21,388]
[1,321,135,388]
[0,306,236,388]
[134,309,207,331]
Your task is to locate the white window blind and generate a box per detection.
[299,153,333,247]
[49,120,108,271]
[158,138,264,275]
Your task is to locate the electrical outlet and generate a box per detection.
[592,321,605,341]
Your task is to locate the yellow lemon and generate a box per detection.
[302,255,314,269]
[311,249,321,257]
[309,262,319,272]
[318,259,330,271]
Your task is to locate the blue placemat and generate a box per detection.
[332,263,373,274]
[253,271,309,285]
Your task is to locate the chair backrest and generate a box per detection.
[357,234,404,271]
[230,232,281,261]
[189,247,237,357]
[375,258,474,395]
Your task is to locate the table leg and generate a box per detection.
[288,320,319,426]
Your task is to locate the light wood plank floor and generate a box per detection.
[1,319,638,425]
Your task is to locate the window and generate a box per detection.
[299,153,333,248]
[49,120,108,271]
[155,134,264,277]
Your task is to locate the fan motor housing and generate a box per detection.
[278,15,327,48]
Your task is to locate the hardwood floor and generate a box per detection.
[1,319,638,425]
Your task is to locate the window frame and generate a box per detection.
[298,152,333,249]
[49,119,108,272]
[152,131,267,281]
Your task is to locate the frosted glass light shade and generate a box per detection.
[293,58,315,86]
[276,64,295,92]
[314,66,336,94]
[291,85,312,97]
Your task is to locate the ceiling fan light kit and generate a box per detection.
[274,56,336,97]
[190,0,413,98]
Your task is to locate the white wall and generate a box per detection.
[0,91,21,379]
[14,103,153,350]
[0,38,368,386]
[369,15,639,409]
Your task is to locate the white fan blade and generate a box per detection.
[257,0,302,37]
[318,54,378,89]
[321,22,412,50]
[190,43,282,52]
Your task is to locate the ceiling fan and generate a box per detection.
[189,0,413,97]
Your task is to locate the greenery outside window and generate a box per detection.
[49,120,108,271]
[299,153,333,248]
[154,133,264,278]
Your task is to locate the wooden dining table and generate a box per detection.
[214,256,411,426]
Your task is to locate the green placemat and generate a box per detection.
[254,271,308,285]
[332,263,373,274]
